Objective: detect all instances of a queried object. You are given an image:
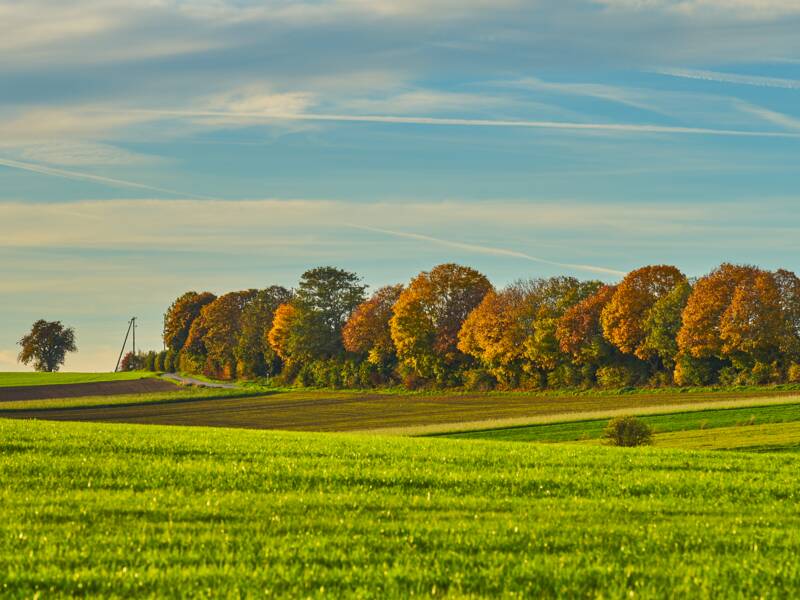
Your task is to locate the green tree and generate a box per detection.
[641,280,692,372]
[236,286,293,377]
[17,320,77,372]
[291,267,367,359]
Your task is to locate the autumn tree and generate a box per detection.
[556,285,619,382]
[163,291,216,352]
[601,265,687,361]
[268,303,299,362]
[200,290,258,378]
[17,320,77,372]
[236,286,293,377]
[518,277,603,383]
[677,263,760,360]
[719,271,785,368]
[458,285,529,387]
[640,280,692,373]
[343,284,404,366]
[391,263,491,382]
[773,269,800,361]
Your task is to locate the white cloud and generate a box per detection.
[657,68,800,89]
[737,103,800,131]
[0,157,211,199]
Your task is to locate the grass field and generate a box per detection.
[438,402,800,443]
[0,371,155,387]
[1,418,799,597]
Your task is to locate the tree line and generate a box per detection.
[127,263,800,390]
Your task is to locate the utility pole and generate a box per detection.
[114,317,137,372]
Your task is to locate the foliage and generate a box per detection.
[391,263,491,382]
[236,286,293,377]
[17,320,77,372]
[119,351,143,372]
[602,415,653,446]
[162,291,216,352]
[601,265,687,360]
[162,262,800,391]
[343,284,404,366]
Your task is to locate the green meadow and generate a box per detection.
[0,371,155,387]
[2,417,800,598]
[437,402,800,445]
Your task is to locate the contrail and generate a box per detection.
[348,224,626,277]
[656,68,800,90]
[0,157,215,200]
[110,108,800,138]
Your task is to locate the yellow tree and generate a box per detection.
[268,303,299,362]
[601,265,687,360]
[458,286,529,387]
[391,263,491,382]
[342,284,404,365]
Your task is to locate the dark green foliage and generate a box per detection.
[17,320,77,372]
[603,416,653,447]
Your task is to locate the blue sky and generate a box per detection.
[1,0,800,370]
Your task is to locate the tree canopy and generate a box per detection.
[18,320,77,372]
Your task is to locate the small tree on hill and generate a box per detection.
[603,416,653,447]
[18,320,77,372]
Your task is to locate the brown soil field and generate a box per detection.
[0,378,178,402]
[3,387,799,433]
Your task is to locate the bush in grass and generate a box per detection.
[789,363,800,384]
[603,416,653,447]
[119,351,144,372]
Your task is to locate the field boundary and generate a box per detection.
[362,394,800,436]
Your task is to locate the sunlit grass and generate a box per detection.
[0,371,155,388]
[1,418,799,597]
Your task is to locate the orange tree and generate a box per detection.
[458,285,529,387]
[343,284,404,367]
[163,291,216,352]
[201,290,259,378]
[601,265,687,362]
[391,263,491,384]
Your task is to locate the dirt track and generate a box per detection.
[0,378,178,402]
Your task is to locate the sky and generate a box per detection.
[1,0,800,371]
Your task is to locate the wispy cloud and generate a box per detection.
[657,68,800,89]
[0,157,212,199]
[737,103,800,131]
[113,108,800,138]
[348,224,626,276]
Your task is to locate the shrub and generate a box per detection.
[144,351,157,372]
[463,368,496,392]
[596,366,636,389]
[788,363,800,384]
[603,416,653,447]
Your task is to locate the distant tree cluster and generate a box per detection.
[136,263,800,390]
